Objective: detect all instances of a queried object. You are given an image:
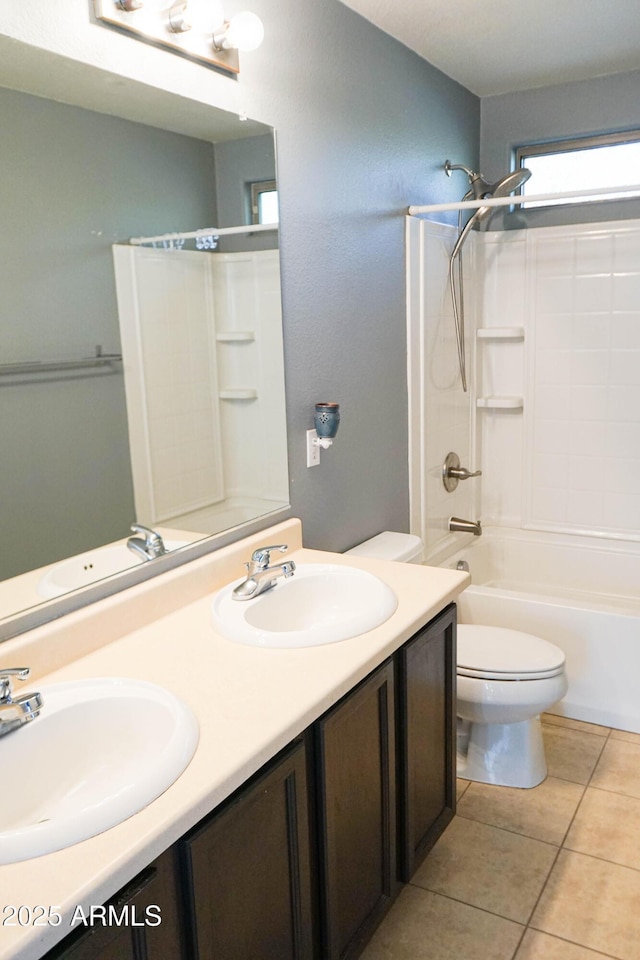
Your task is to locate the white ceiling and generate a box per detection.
[340,0,640,97]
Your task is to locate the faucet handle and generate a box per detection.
[0,667,30,703]
[130,523,163,545]
[443,452,482,492]
[249,544,288,569]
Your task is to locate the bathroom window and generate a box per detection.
[250,180,279,224]
[516,131,640,206]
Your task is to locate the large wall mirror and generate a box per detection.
[0,53,289,633]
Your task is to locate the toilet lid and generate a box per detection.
[457,625,565,680]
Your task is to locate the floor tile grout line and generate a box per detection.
[582,781,640,801]
[454,808,570,848]
[526,921,625,960]
[517,725,623,958]
[558,844,640,875]
[520,833,564,929]
[540,717,612,742]
[405,881,529,928]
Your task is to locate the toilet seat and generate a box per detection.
[457,625,565,681]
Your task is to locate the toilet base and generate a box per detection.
[457,715,547,789]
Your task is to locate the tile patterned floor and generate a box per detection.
[361,715,640,960]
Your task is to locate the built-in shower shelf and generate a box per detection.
[219,388,258,400]
[476,396,523,410]
[477,327,525,340]
[215,331,255,342]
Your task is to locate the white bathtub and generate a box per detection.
[439,527,640,733]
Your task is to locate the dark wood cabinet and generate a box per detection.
[396,603,456,881]
[314,660,398,960]
[181,738,313,960]
[43,847,184,960]
[42,604,457,960]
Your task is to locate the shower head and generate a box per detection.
[444,161,532,204]
[448,164,532,261]
[445,162,533,394]
[486,167,532,198]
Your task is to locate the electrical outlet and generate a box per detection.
[306,429,320,467]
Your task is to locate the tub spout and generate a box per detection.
[449,516,482,536]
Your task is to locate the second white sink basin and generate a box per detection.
[211,563,398,648]
[0,677,198,864]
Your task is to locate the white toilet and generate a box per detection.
[456,624,567,788]
[345,531,568,789]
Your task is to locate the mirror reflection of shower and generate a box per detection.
[444,160,532,391]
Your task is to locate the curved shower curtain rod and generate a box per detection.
[408,182,640,216]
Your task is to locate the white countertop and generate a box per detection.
[0,519,468,960]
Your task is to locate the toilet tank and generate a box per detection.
[344,531,424,564]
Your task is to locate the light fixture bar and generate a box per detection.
[94,0,240,74]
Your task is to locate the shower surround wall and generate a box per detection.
[478,218,640,540]
[406,217,477,560]
[410,214,640,552]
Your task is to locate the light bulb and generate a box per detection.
[184,0,225,33]
[224,11,264,51]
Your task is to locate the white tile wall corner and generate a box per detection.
[213,251,288,505]
[113,245,225,524]
[406,218,476,561]
[476,231,527,528]
[114,247,287,528]
[476,218,640,542]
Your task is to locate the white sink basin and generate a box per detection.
[37,541,188,599]
[211,563,398,648]
[0,677,198,864]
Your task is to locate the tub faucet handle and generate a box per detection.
[443,452,482,492]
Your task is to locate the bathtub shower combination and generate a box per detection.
[407,174,640,741]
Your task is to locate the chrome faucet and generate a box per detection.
[0,668,43,738]
[127,524,167,561]
[449,516,482,537]
[232,544,296,600]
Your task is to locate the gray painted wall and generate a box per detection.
[235,0,479,552]
[213,133,277,251]
[0,88,218,578]
[2,1,480,579]
[480,69,640,229]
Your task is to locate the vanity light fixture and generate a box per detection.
[94,0,265,75]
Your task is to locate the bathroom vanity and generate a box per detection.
[0,520,467,960]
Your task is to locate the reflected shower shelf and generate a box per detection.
[215,331,255,342]
[477,327,524,340]
[476,396,523,410]
[219,389,258,400]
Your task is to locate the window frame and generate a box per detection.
[515,130,640,207]
[250,179,278,225]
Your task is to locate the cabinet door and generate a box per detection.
[43,848,183,960]
[315,660,397,960]
[182,738,313,960]
[396,603,456,881]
